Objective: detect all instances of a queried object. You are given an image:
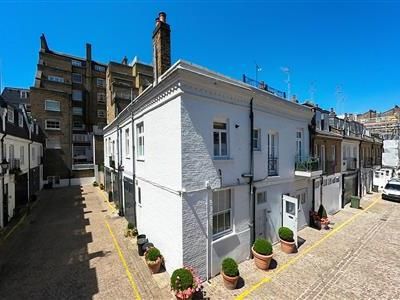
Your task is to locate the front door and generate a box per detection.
[282,194,298,246]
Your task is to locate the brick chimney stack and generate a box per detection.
[152,12,171,85]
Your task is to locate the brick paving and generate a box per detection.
[205,193,400,299]
[0,185,171,299]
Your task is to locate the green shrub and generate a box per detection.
[170,268,194,291]
[253,238,273,256]
[93,181,99,187]
[100,183,104,190]
[145,247,161,262]
[318,204,327,219]
[222,257,239,277]
[278,227,294,242]
[127,222,135,230]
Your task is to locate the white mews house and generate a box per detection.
[103,60,317,279]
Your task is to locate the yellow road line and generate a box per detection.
[99,189,117,213]
[104,219,142,300]
[4,213,27,241]
[236,197,381,299]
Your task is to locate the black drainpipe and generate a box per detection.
[249,98,255,254]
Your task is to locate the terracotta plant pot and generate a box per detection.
[147,257,162,274]
[175,293,193,300]
[280,239,296,254]
[221,270,239,290]
[252,246,273,270]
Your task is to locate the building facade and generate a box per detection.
[30,35,106,185]
[0,96,44,228]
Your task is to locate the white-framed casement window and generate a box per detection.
[256,191,267,205]
[71,60,82,67]
[72,90,83,101]
[45,119,61,130]
[213,121,228,158]
[73,121,85,130]
[7,106,14,123]
[48,75,64,83]
[212,189,232,237]
[296,129,303,160]
[72,107,83,116]
[136,122,144,159]
[253,129,261,151]
[20,90,28,98]
[18,113,23,127]
[97,92,106,104]
[46,136,61,149]
[97,110,106,118]
[9,144,14,161]
[125,128,130,157]
[72,73,82,84]
[95,65,106,72]
[331,145,336,161]
[31,146,36,162]
[20,145,25,165]
[96,78,105,87]
[267,131,279,176]
[45,100,61,112]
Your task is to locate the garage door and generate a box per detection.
[343,174,358,206]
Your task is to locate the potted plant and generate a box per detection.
[278,227,296,253]
[318,204,330,230]
[145,247,163,274]
[100,183,104,190]
[170,266,202,299]
[124,222,138,237]
[251,238,273,270]
[93,181,99,187]
[221,257,239,290]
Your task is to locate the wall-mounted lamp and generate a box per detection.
[235,124,240,128]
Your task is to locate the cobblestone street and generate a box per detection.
[0,185,170,299]
[205,193,400,299]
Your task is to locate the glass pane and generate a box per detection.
[213,122,226,130]
[286,201,295,215]
[221,133,227,156]
[213,191,219,212]
[212,215,218,235]
[217,214,225,233]
[213,132,219,156]
[224,211,231,231]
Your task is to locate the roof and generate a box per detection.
[1,87,29,105]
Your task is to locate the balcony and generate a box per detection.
[268,156,279,176]
[342,158,357,171]
[9,158,22,175]
[323,160,337,175]
[295,156,322,178]
[243,75,287,99]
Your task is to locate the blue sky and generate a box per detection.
[1,1,399,114]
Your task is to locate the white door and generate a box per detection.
[282,194,298,246]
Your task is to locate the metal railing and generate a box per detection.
[323,160,337,175]
[268,157,279,176]
[243,75,286,99]
[295,156,321,172]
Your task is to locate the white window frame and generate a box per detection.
[72,107,83,116]
[97,110,106,118]
[32,147,36,162]
[213,121,228,159]
[18,113,24,127]
[96,78,105,87]
[125,128,130,158]
[7,106,14,123]
[45,119,61,130]
[20,145,25,166]
[72,73,82,84]
[95,65,106,72]
[253,128,261,151]
[71,60,82,67]
[72,90,83,101]
[212,189,232,238]
[97,92,106,104]
[20,90,28,99]
[296,129,303,160]
[136,122,144,159]
[48,75,64,83]
[45,100,61,112]
[267,131,279,176]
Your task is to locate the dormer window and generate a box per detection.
[20,90,28,99]
[18,112,23,127]
[7,106,14,123]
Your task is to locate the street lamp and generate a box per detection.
[1,158,9,175]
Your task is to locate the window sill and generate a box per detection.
[213,157,233,161]
[212,229,234,242]
[125,157,131,160]
[45,128,61,131]
[136,158,145,162]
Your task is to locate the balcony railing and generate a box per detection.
[323,160,337,175]
[9,158,21,174]
[243,75,287,99]
[362,158,373,168]
[295,156,321,172]
[268,156,279,176]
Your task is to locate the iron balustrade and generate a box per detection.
[268,156,279,176]
[295,156,321,172]
[243,75,287,99]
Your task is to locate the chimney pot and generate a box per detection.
[159,12,166,23]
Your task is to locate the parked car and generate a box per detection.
[382,179,400,202]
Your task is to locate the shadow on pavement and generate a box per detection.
[0,185,99,299]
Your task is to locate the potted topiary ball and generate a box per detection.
[252,238,273,270]
[170,267,201,299]
[145,247,163,274]
[221,257,239,290]
[278,227,296,254]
